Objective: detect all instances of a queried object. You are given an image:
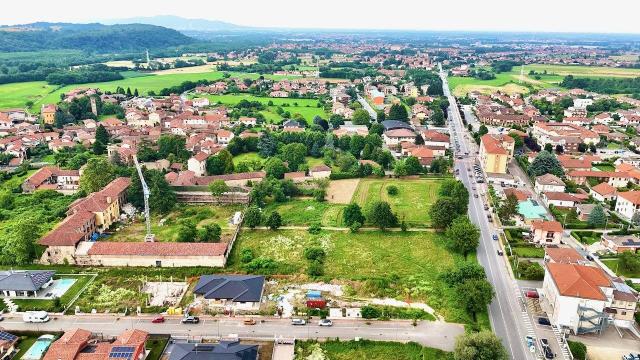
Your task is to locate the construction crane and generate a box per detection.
[133,155,155,242]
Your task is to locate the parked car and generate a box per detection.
[586,255,594,261]
[525,290,539,299]
[537,317,551,326]
[484,204,490,210]
[291,319,307,325]
[181,316,200,324]
[540,338,549,347]
[318,319,333,327]
[543,346,554,359]
[151,316,165,323]
[23,311,49,323]
[525,336,536,353]
[243,319,257,325]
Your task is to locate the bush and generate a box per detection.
[303,246,326,262]
[243,257,278,272]
[387,185,399,196]
[240,249,254,263]
[349,221,361,233]
[361,305,382,319]
[568,341,587,360]
[307,223,322,235]
[307,260,324,277]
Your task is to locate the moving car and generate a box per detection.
[474,194,479,198]
[492,234,499,241]
[181,316,200,324]
[318,319,333,327]
[291,318,307,325]
[243,319,257,325]
[539,338,549,347]
[537,317,551,326]
[497,249,503,256]
[525,290,539,299]
[151,316,165,323]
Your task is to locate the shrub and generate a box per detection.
[303,246,326,262]
[568,341,587,360]
[308,223,322,235]
[240,249,254,263]
[307,260,324,277]
[361,306,382,319]
[349,221,361,233]
[243,257,278,272]
[386,185,399,196]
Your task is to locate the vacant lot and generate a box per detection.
[353,178,442,227]
[327,179,360,204]
[229,229,473,322]
[204,94,328,123]
[601,258,640,278]
[263,199,346,227]
[295,340,453,360]
[109,204,242,242]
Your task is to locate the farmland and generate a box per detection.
[352,178,443,227]
[448,63,640,96]
[0,69,294,112]
[228,229,476,323]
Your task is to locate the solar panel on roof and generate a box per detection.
[109,346,135,360]
[0,332,18,342]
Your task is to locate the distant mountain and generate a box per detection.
[103,15,249,32]
[0,22,195,52]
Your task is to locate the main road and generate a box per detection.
[440,64,537,360]
[0,314,463,351]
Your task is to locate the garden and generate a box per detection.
[295,340,452,360]
[12,274,95,313]
[503,228,545,258]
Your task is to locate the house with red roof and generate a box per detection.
[590,182,617,203]
[22,166,80,194]
[383,128,416,146]
[43,329,148,360]
[479,134,514,174]
[531,220,563,245]
[615,191,640,221]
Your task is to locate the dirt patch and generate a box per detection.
[588,346,634,360]
[151,65,216,75]
[326,179,360,204]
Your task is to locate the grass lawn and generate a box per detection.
[571,231,602,245]
[203,94,328,123]
[601,259,640,278]
[594,163,615,171]
[0,81,61,110]
[232,152,264,166]
[12,274,94,312]
[14,336,39,359]
[146,336,170,360]
[511,246,545,258]
[352,178,442,227]
[108,204,242,242]
[263,199,346,227]
[522,64,640,78]
[0,169,36,192]
[229,229,475,323]
[295,340,453,360]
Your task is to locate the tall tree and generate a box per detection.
[587,204,607,228]
[244,206,262,229]
[343,203,365,226]
[79,157,116,193]
[430,197,463,229]
[454,331,508,360]
[457,279,494,321]
[279,143,307,171]
[351,109,371,126]
[264,157,288,179]
[445,216,480,259]
[366,201,398,230]
[266,211,282,230]
[529,150,564,177]
[388,104,408,122]
[209,180,230,197]
[95,124,110,145]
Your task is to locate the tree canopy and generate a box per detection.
[529,150,564,177]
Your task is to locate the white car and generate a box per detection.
[291,318,307,325]
[318,319,333,327]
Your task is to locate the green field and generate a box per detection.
[108,204,242,242]
[0,70,294,112]
[229,229,475,322]
[295,340,452,360]
[232,152,264,167]
[352,178,442,227]
[263,199,346,227]
[449,63,640,96]
[203,93,328,123]
[601,258,640,278]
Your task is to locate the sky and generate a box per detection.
[2,0,640,34]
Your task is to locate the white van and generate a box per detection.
[23,311,49,323]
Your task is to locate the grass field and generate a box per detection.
[352,178,442,227]
[232,152,264,166]
[449,63,640,96]
[263,199,346,227]
[108,204,242,242]
[0,70,295,112]
[229,229,475,323]
[203,93,328,123]
[295,340,453,360]
[601,259,640,278]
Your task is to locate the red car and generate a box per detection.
[525,290,539,299]
[151,316,165,323]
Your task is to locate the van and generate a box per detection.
[23,311,49,323]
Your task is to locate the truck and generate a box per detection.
[23,311,49,323]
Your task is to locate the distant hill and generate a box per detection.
[0,22,195,52]
[103,15,249,32]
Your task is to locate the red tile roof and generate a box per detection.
[591,182,616,196]
[43,328,92,360]
[545,247,585,264]
[547,263,611,301]
[619,191,640,205]
[532,220,563,232]
[87,242,228,257]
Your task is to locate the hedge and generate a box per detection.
[568,341,587,360]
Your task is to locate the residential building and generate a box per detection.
[600,234,640,253]
[169,341,258,360]
[532,122,599,152]
[534,173,566,194]
[284,171,307,183]
[383,128,416,146]
[309,165,332,179]
[193,275,265,311]
[83,242,228,267]
[542,263,613,334]
[0,331,18,360]
[531,220,563,245]
[543,191,583,208]
[43,329,148,360]
[41,104,57,125]
[615,191,640,221]
[422,130,450,149]
[544,247,586,264]
[590,182,617,203]
[0,270,54,297]
[479,134,514,174]
[22,166,80,194]
[188,152,209,177]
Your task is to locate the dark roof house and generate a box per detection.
[0,270,55,292]
[169,341,258,360]
[381,120,412,131]
[194,275,265,303]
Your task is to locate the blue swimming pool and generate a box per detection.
[22,335,55,360]
[46,278,76,298]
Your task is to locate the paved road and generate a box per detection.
[357,95,378,120]
[0,315,464,351]
[440,65,536,360]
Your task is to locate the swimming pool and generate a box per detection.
[45,278,76,298]
[518,199,548,221]
[22,335,55,360]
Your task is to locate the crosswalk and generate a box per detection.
[512,282,543,359]
[551,325,573,359]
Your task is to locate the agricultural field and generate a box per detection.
[108,204,242,242]
[0,70,294,112]
[352,178,442,227]
[449,63,640,96]
[228,229,475,323]
[263,199,346,227]
[295,340,453,360]
[202,93,328,123]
